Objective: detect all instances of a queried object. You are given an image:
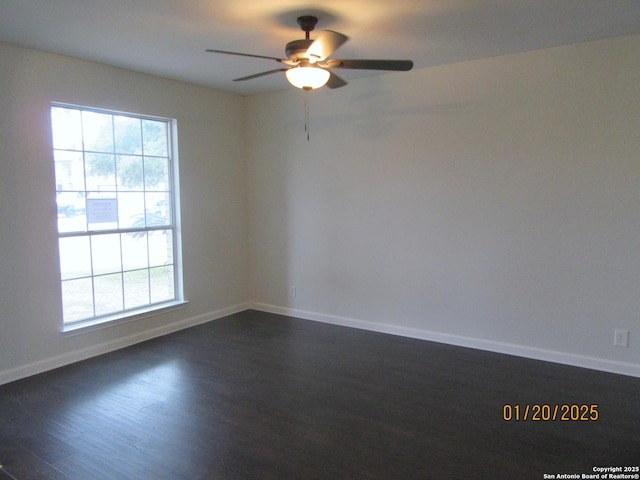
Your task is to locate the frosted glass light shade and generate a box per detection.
[285,66,330,90]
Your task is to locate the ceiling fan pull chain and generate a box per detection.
[304,90,310,142]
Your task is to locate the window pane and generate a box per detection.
[150,266,174,303]
[114,116,142,155]
[142,119,168,157]
[144,157,169,191]
[122,232,149,271]
[82,111,114,153]
[56,192,87,234]
[124,269,150,309]
[56,192,86,217]
[145,192,171,226]
[94,274,123,316]
[51,107,83,151]
[117,192,145,228]
[86,153,116,191]
[116,155,144,190]
[91,234,121,275]
[61,278,94,322]
[54,150,85,192]
[59,237,92,280]
[149,230,173,267]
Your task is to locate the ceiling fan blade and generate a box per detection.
[326,71,348,89]
[233,68,289,82]
[206,49,288,64]
[323,59,413,71]
[306,30,348,62]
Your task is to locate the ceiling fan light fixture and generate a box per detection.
[285,65,330,90]
[207,15,413,92]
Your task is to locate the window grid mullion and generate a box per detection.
[81,110,90,234]
[146,232,152,304]
[79,110,98,319]
[89,235,97,319]
[59,224,171,237]
[119,233,125,310]
[111,114,120,231]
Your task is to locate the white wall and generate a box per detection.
[0,42,249,383]
[247,35,640,376]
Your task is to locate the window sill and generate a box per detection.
[62,300,189,336]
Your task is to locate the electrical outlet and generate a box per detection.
[288,285,296,298]
[613,329,629,348]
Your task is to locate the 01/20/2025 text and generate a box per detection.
[502,404,598,421]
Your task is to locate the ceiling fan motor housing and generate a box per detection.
[286,16,319,60]
[285,39,313,60]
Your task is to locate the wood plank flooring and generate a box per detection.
[1,310,639,479]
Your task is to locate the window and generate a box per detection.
[51,104,183,330]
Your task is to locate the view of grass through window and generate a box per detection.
[51,105,180,325]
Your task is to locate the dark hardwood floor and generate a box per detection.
[1,310,638,480]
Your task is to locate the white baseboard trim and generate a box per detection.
[0,302,251,386]
[4,301,638,385]
[251,302,640,378]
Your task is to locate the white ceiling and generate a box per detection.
[1,0,640,96]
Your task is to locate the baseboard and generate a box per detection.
[4,301,638,385]
[250,302,640,378]
[0,302,251,386]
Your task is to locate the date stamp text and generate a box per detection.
[503,404,599,421]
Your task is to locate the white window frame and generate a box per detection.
[51,103,185,333]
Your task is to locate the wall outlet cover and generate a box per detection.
[614,329,629,348]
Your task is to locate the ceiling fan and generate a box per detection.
[206,15,413,90]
